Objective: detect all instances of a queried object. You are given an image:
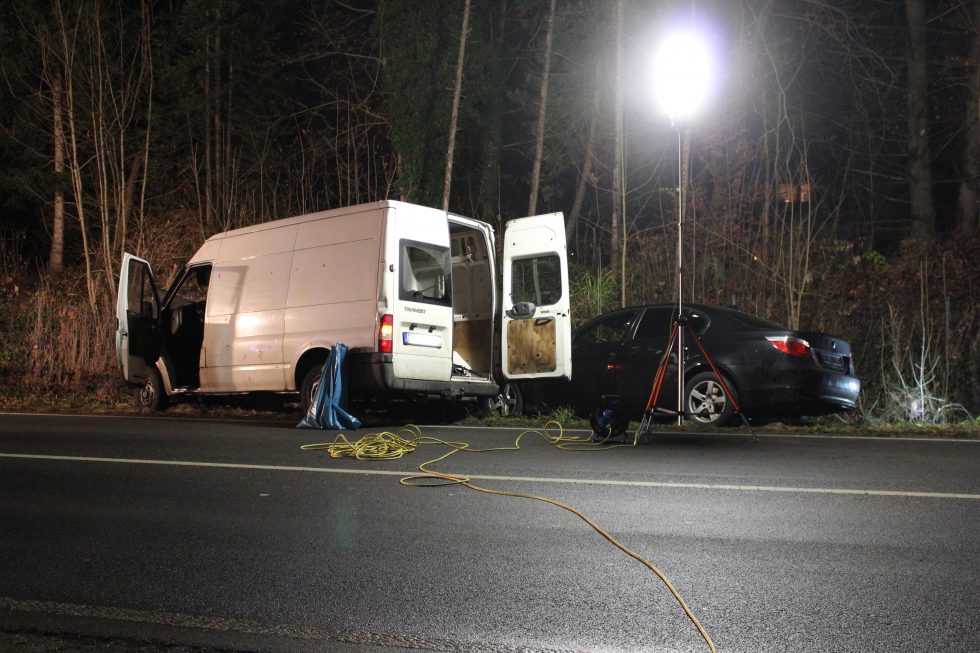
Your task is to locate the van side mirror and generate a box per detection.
[506,301,536,320]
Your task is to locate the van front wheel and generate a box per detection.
[134,367,167,411]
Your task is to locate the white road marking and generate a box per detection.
[2,452,978,500]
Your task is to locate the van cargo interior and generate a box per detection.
[449,222,493,381]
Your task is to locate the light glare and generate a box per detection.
[651,30,714,120]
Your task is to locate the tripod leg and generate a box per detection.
[644,321,678,414]
[633,322,679,445]
[686,326,759,442]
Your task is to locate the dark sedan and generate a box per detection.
[543,303,860,426]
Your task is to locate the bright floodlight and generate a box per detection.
[651,29,714,121]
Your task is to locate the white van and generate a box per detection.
[115,200,571,414]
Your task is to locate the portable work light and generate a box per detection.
[650,26,715,424]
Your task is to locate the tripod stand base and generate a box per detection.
[634,408,683,444]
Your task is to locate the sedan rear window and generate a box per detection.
[723,309,782,329]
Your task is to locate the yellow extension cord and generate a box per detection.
[301,421,716,653]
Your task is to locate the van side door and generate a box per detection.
[501,212,571,380]
[115,253,162,383]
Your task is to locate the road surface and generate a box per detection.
[0,413,977,652]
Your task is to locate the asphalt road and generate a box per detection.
[0,412,977,653]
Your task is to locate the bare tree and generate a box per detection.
[527,0,557,216]
[906,0,935,240]
[50,74,65,273]
[42,0,154,307]
[566,60,601,244]
[958,0,979,236]
[441,0,471,212]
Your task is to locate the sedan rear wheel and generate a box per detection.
[684,371,736,426]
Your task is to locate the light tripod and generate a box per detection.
[633,313,757,443]
[632,125,756,443]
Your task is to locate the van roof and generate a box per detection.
[202,200,408,243]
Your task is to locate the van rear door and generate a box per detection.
[389,204,454,382]
[115,253,162,383]
[501,213,571,380]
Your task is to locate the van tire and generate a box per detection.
[300,365,324,416]
[480,382,523,417]
[134,367,168,411]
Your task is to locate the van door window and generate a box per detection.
[399,240,451,306]
[128,258,158,319]
[511,254,561,306]
[165,265,211,388]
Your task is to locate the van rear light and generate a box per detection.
[379,314,393,353]
[766,335,811,357]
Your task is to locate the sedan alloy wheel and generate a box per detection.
[685,372,735,426]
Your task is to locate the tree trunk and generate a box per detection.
[958,0,979,236]
[611,0,625,307]
[213,29,224,230]
[441,0,471,212]
[53,3,96,311]
[906,0,935,240]
[118,155,143,259]
[204,30,213,231]
[527,0,557,216]
[50,75,65,273]
[566,60,601,245]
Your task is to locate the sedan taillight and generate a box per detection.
[766,335,812,357]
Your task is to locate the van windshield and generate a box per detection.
[399,240,451,306]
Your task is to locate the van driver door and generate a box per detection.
[500,213,571,380]
[115,253,161,383]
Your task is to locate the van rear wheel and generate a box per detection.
[134,367,167,411]
[480,382,523,417]
[300,365,324,415]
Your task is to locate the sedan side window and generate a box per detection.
[633,308,674,343]
[576,312,637,344]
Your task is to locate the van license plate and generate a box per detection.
[403,332,442,348]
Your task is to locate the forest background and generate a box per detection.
[0,0,977,423]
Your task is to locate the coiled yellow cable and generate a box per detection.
[301,421,716,653]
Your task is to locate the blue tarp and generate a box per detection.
[296,343,362,430]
